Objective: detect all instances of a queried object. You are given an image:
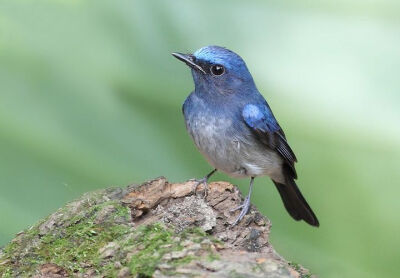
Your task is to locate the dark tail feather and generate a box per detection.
[273,179,319,227]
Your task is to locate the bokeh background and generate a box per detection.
[1,0,399,277]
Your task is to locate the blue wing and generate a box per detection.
[242,104,297,178]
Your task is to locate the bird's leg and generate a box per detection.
[192,169,217,198]
[231,177,255,226]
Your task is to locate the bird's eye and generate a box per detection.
[210,64,225,76]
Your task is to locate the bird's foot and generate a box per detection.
[190,169,217,199]
[231,195,251,226]
[191,177,209,198]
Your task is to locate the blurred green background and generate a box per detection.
[1,0,399,277]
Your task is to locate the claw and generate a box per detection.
[191,169,217,199]
[230,204,244,212]
[231,196,251,226]
[192,178,208,198]
[230,195,249,212]
[231,177,255,226]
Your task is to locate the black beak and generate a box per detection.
[172,52,206,74]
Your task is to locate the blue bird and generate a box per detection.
[172,46,319,227]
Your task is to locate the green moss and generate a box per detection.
[1,268,13,278]
[41,223,125,273]
[128,223,218,277]
[0,200,132,277]
[289,262,312,278]
[207,253,220,262]
[129,223,176,276]
[181,226,207,238]
[38,203,131,275]
[229,270,247,278]
[251,263,264,273]
[0,195,221,277]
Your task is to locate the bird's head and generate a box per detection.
[172,46,255,94]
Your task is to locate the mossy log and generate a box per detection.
[0,177,313,277]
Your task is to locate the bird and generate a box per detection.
[172,46,319,227]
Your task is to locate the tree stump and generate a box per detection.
[0,177,313,277]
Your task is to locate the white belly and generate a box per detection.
[186,114,285,183]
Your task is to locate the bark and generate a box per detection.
[0,177,313,278]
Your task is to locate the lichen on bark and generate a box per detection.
[0,177,313,277]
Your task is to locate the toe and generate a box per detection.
[230,204,244,212]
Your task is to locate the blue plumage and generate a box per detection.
[242,104,279,132]
[172,46,319,227]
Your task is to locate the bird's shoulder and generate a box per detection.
[242,102,298,179]
[242,103,279,133]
